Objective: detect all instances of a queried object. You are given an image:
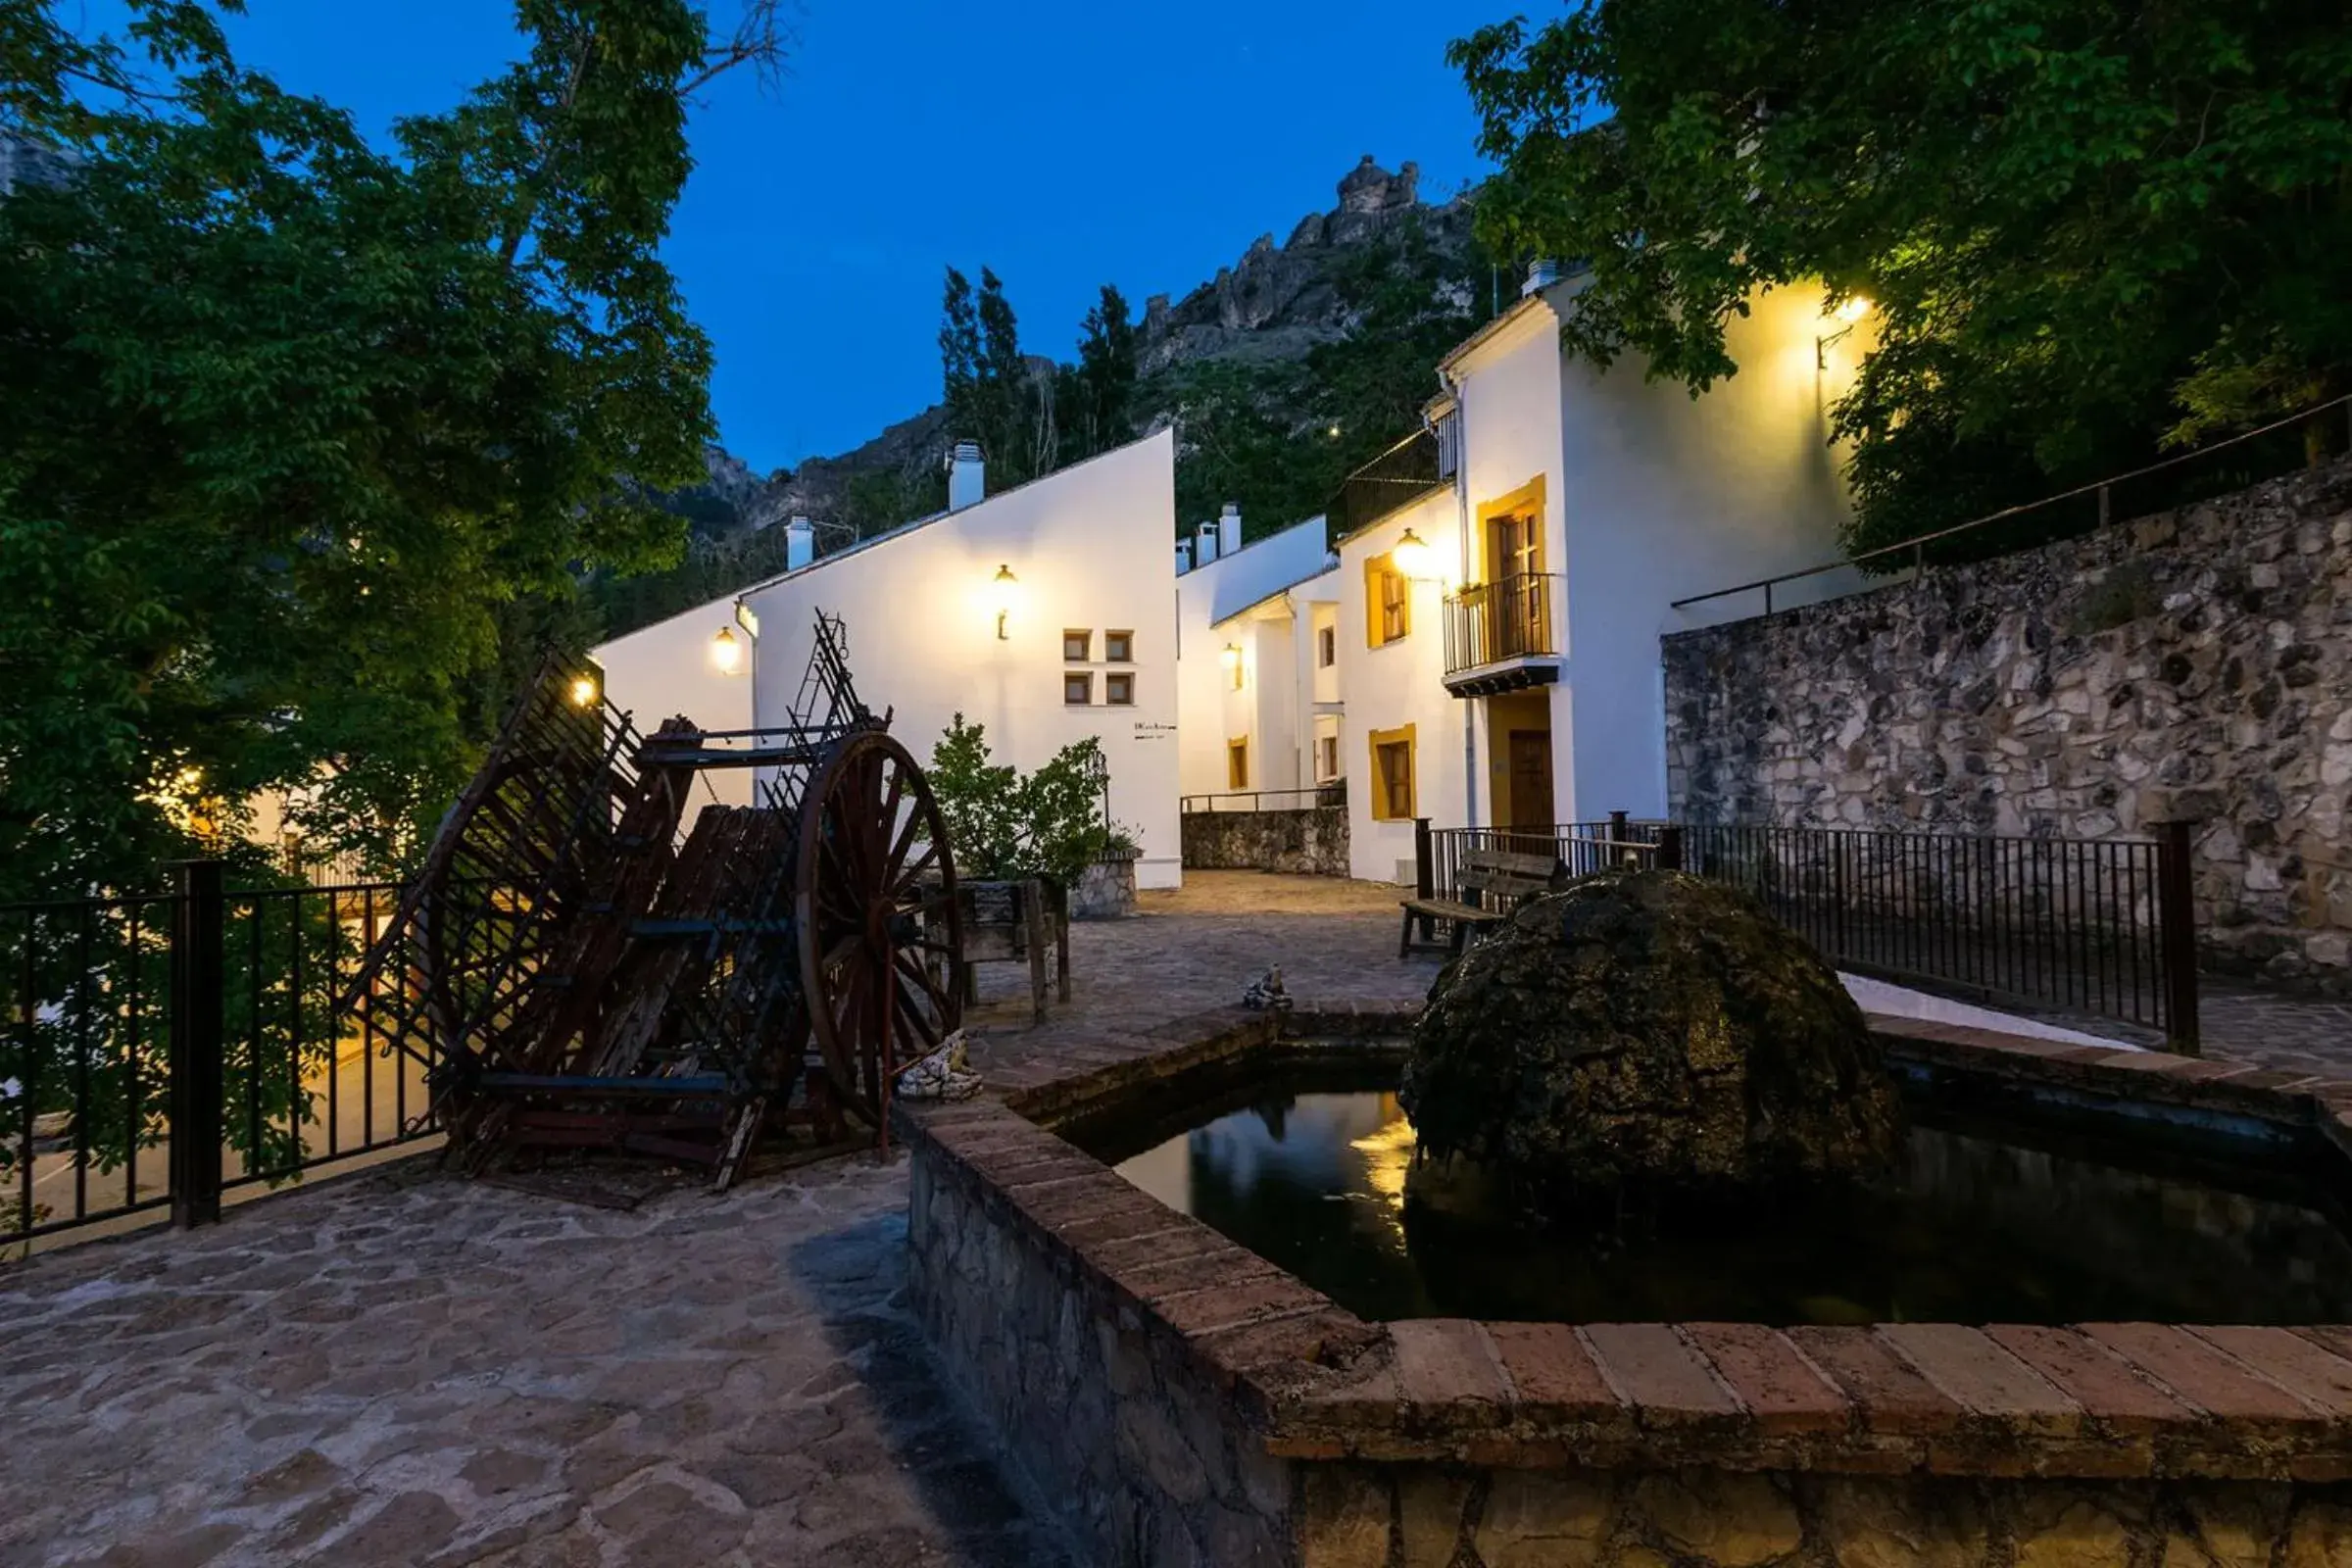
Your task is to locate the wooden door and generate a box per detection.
[1485,513,1545,658]
[1487,512,1543,580]
[1506,730,1553,833]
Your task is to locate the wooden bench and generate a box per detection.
[1398,848,1566,957]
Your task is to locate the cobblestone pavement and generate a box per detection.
[0,871,1435,1568]
[2200,979,2352,1079]
[16,868,2344,1565]
[0,1155,1069,1568]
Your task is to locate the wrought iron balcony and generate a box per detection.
[1442,572,1562,695]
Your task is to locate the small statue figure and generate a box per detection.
[1242,967,1294,1012]
[896,1030,982,1102]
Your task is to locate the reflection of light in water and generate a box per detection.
[1116,1093,1407,1223]
[1348,1096,1417,1245]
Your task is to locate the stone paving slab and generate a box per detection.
[0,872,1435,1568]
[14,869,2347,1564]
[0,1155,1065,1568]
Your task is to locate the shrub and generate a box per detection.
[927,714,1110,887]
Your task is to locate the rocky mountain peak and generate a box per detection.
[1136,155,1468,376]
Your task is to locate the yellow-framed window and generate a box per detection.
[1367,724,1416,820]
[1363,553,1409,646]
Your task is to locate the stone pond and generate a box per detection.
[903,1000,2352,1565]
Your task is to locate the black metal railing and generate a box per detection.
[1672,393,2352,618]
[1,861,439,1254]
[1413,816,2198,1049]
[1443,572,1560,676]
[1180,782,1347,814]
[1419,817,1663,905]
[1332,426,1446,540]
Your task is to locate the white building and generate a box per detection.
[594,431,1184,889]
[1183,270,1874,882]
[1172,512,1341,808]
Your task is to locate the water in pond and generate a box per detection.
[1069,1061,2352,1325]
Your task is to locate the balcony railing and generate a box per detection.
[1180,782,1346,813]
[1442,572,1561,689]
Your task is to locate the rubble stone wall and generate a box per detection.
[1664,460,2352,990]
[1181,806,1351,877]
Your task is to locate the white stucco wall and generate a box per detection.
[594,431,1182,889]
[1335,488,1465,883]
[1550,282,1870,821]
[593,605,759,808]
[1435,279,1870,831]
[1174,515,1334,803]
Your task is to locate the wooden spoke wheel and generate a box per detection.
[795,730,963,1126]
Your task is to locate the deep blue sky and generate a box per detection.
[189,1,1494,474]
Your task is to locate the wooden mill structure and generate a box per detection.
[338,612,964,1186]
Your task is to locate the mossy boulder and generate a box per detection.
[1398,868,1901,1217]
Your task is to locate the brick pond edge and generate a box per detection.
[899,1005,2352,1566]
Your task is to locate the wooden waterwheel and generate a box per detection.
[796,729,964,1126]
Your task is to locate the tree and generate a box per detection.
[1455,0,2352,558]
[0,0,790,900]
[1068,283,1139,462]
[940,264,1048,486]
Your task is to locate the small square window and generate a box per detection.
[1104,672,1135,706]
[1227,738,1250,791]
[1063,671,1094,706]
[1062,629,1092,662]
[1317,625,1336,667]
[1104,629,1134,662]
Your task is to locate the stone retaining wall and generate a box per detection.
[1662,458,2352,991]
[1181,807,1350,877]
[902,1006,2352,1567]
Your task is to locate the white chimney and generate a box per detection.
[1175,539,1194,573]
[785,515,813,571]
[1522,258,1561,297]
[947,440,986,511]
[1219,503,1242,559]
[1195,521,1220,565]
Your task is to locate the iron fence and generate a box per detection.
[0,862,438,1253]
[1413,816,2197,1048]
[1180,783,1347,813]
[1673,822,2195,1044]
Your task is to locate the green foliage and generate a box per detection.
[841,463,949,538]
[1453,0,2352,559]
[0,881,363,1239]
[941,270,1141,491]
[1155,215,1489,539]
[926,714,1109,888]
[0,0,781,900]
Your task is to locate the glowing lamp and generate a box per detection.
[1390,526,1439,581]
[1221,643,1244,688]
[991,564,1018,640]
[710,624,744,674]
[568,673,600,708]
[1837,294,1874,323]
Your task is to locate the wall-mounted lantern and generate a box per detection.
[1391,526,1440,581]
[991,564,1019,641]
[1818,294,1874,368]
[710,624,745,674]
[1221,642,1244,689]
[569,672,600,708]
